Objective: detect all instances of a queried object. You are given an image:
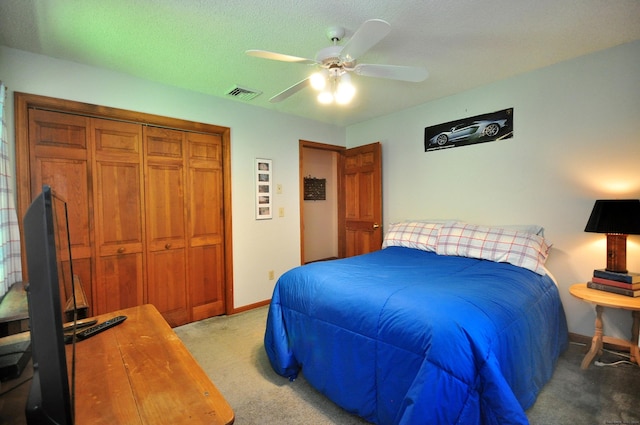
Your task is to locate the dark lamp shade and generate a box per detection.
[584,199,640,235]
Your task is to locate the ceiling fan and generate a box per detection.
[246,19,429,104]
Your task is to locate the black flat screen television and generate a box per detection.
[23,185,74,425]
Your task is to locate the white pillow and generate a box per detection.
[382,221,444,252]
[436,222,551,275]
[493,224,545,237]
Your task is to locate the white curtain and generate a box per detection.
[0,82,22,297]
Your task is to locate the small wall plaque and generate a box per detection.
[304,177,326,201]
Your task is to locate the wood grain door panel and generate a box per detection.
[144,126,189,325]
[146,164,186,249]
[344,142,382,257]
[190,244,225,320]
[186,133,225,319]
[147,248,188,327]
[28,109,94,313]
[145,163,189,325]
[95,253,144,313]
[92,118,145,314]
[94,161,144,251]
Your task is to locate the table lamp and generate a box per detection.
[584,199,640,273]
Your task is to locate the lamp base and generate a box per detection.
[605,234,628,274]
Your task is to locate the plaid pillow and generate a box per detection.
[436,222,551,274]
[382,221,444,252]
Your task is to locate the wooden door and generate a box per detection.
[144,126,189,326]
[91,118,145,314]
[186,132,226,320]
[27,109,94,313]
[343,142,382,257]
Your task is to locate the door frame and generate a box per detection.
[299,140,345,264]
[14,92,235,315]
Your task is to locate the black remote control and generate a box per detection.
[63,318,98,332]
[65,315,127,344]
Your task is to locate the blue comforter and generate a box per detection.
[265,247,568,424]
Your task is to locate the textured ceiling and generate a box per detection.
[1,0,639,127]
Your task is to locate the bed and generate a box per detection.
[264,221,568,425]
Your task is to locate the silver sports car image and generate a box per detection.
[428,119,508,147]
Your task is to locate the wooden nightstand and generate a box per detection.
[569,283,640,369]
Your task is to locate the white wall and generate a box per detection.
[0,45,345,309]
[346,40,640,339]
[3,40,640,339]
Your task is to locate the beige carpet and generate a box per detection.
[174,306,369,424]
[174,306,640,424]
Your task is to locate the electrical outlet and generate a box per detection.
[279,207,285,217]
[276,184,282,194]
[268,270,274,280]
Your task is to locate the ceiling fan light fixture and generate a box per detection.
[317,91,333,104]
[248,19,428,104]
[335,78,355,105]
[310,71,327,91]
[314,72,356,105]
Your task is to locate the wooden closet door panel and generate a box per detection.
[146,164,186,249]
[92,119,145,314]
[190,245,224,320]
[146,248,188,326]
[145,126,189,326]
[36,158,91,256]
[29,109,94,313]
[94,162,144,251]
[189,167,222,241]
[187,133,223,244]
[95,254,144,313]
[187,133,225,319]
[29,109,88,166]
[146,163,188,326]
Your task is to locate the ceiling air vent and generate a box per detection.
[225,85,262,101]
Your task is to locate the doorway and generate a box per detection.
[299,140,344,264]
[299,140,383,264]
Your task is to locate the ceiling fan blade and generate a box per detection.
[353,64,429,82]
[246,50,316,64]
[340,19,391,62]
[269,78,310,103]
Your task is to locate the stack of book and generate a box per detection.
[587,269,640,297]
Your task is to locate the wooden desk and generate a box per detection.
[569,283,640,369]
[0,277,89,337]
[0,304,234,425]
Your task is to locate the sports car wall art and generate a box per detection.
[424,108,514,152]
[428,119,506,146]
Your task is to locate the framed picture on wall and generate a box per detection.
[256,158,272,220]
[424,108,514,152]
